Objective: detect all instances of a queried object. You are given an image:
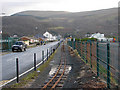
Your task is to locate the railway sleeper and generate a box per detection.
[56,67,64,70]
[57,75,67,78]
[58,71,64,74]
[61,78,66,80]
[46,84,64,88]
[59,80,65,84]
[50,75,67,78]
[57,72,67,76]
[56,84,64,87]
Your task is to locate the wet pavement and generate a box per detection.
[1,41,59,81]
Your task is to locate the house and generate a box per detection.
[67,37,72,41]
[43,31,57,41]
[89,32,113,42]
[43,31,52,41]
[13,35,18,38]
[85,33,91,37]
[57,34,62,40]
[29,37,39,43]
[34,34,46,42]
[52,36,57,41]
[20,36,30,45]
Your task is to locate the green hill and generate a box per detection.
[2,8,118,38]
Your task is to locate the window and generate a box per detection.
[46,34,48,36]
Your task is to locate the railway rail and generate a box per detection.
[42,44,67,89]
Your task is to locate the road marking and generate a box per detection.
[0,80,9,85]
[0,55,49,87]
[0,59,45,87]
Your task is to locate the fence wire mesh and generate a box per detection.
[67,41,119,88]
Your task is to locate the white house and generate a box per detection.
[43,31,53,41]
[89,32,113,42]
[52,36,57,41]
[43,31,57,41]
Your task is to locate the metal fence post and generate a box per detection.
[51,47,52,55]
[42,50,44,62]
[74,41,76,49]
[72,41,73,49]
[79,41,81,56]
[76,41,77,50]
[82,42,84,60]
[16,58,19,83]
[34,53,36,71]
[80,41,82,57]
[107,43,110,88]
[8,38,10,51]
[75,41,77,50]
[90,41,92,68]
[67,41,69,46]
[70,41,72,47]
[47,49,48,60]
[86,42,88,63]
[81,42,83,59]
[77,41,79,54]
[96,42,99,77]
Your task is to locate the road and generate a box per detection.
[1,41,59,81]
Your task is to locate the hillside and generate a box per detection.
[2,8,118,38]
[12,11,70,17]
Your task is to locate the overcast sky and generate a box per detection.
[0,0,120,16]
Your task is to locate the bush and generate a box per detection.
[70,37,97,41]
[82,38,97,41]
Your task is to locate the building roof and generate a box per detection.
[34,34,45,39]
[20,36,30,41]
[89,32,105,39]
[43,31,53,38]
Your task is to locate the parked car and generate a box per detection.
[12,41,27,52]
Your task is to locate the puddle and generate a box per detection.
[64,66,72,74]
[49,65,58,76]
[49,65,72,77]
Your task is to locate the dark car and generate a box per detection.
[12,41,27,52]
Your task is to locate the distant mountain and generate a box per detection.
[2,8,118,38]
[12,11,70,17]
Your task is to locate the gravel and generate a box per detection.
[28,44,62,88]
[63,45,106,89]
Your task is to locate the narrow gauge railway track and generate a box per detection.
[42,44,67,89]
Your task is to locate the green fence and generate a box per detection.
[67,41,119,88]
[1,37,19,51]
